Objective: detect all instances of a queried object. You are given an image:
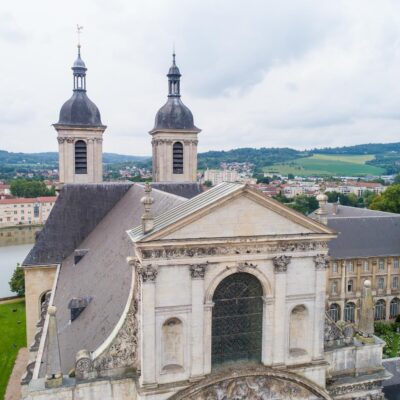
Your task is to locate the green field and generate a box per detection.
[264,154,385,177]
[0,299,26,399]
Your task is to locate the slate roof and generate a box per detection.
[310,204,400,259]
[56,91,104,128]
[151,182,204,199]
[23,184,132,266]
[43,184,185,374]
[152,97,200,132]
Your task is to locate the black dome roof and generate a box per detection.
[153,97,197,131]
[58,92,103,127]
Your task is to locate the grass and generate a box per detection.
[0,299,26,399]
[264,154,385,177]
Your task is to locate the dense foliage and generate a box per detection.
[312,142,400,155]
[273,194,319,216]
[325,191,378,209]
[198,147,305,170]
[370,184,400,213]
[10,179,55,198]
[374,321,400,358]
[8,264,25,296]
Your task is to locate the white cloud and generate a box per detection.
[1,0,400,155]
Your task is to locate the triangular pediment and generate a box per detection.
[129,183,334,242]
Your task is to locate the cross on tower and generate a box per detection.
[77,24,84,47]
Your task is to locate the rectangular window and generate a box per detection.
[346,261,354,273]
[378,277,385,290]
[332,281,338,295]
[13,211,17,214]
[393,277,399,289]
[394,259,399,269]
[363,261,369,272]
[379,259,385,271]
[332,263,338,274]
[347,280,353,292]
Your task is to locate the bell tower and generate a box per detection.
[53,44,106,184]
[150,54,201,183]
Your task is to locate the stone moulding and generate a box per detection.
[168,365,332,400]
[139,240,328,260]
[328,379,384,398]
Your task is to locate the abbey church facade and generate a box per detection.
[21,46,390,400]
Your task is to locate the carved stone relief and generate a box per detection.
[273,255,291,273]
[139,241,328,260]
[190,263,207,279]
[29,291,51,352]
[138,264,158,283]
[93,298,138,372]
[169,366,332,400]
[314,254,329,270]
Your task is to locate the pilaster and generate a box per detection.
[139,264,158,386]
[272,255,291,365]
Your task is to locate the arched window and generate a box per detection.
[328,303,341,322]
[390,298,400,319]
[344,302,356,323]
[289,305,308,356]
[375,299,386,321]
[172,142,183,174]
[212,272,263,366]
[75,140,87,174]
[161,318,184,372]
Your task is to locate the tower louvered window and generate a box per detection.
[173,141,183,174]
[75,140,87,174]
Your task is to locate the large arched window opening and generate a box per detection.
[344,302,356,323]
[390,298,400,319]
[212,272,263,367]
[75,140,87,174]
[172,142,183,174]
[328,303,341,322]
[375,299,386,321]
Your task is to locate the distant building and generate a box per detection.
[204,168,239,185]
[311,203,400,324]
[325,181,386,197]
[0,183,11,196]
[0,196,56,227]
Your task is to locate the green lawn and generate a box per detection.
[0,299,26,399]
[264,154,385,177]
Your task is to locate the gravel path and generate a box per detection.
[5,347,29,400]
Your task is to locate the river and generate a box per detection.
[0,226,41,298]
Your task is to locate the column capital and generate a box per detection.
[190,263,207,279]
[314,254,329,270]
[273,255,291,273]
[139,264,158,283]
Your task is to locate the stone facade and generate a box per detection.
[327,256,400,323]
[151,132,199,183]
[55,126,105,184]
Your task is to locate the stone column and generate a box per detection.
[57,137,65,183]
[272,255,291,366]
[87,138,94,182]
[356,260,362,296]
[139,265,158,386]
[66,137,75,182]
[387,258,392,296]
[313,254,329,360]
[190,263,207,379]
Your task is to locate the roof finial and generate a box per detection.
[77,24,84,55]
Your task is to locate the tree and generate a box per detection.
[10,179,55,198]
[370,184,400,213]
[9,263,25,296]
[204,180,213,187]
[287,173,295,180]
[394,174,400,185]
[288,195,319,215]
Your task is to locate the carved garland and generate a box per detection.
[139,241,328,260]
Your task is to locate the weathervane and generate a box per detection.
[77,24,84,48]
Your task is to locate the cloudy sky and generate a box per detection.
[2,1,400,155]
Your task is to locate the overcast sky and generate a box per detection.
[2,1,400,156]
